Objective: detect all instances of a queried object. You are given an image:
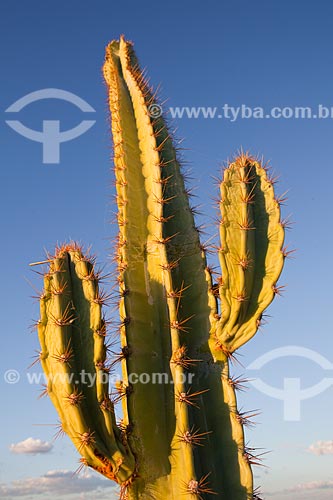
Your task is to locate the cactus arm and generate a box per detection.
[104,38,256,499]
[37,245,135,483]
[104,38,205,498]
[215,155,285,353]
[205,155,284,497]
[104,39,175,491]
[118,36,232,496]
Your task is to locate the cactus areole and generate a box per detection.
[33,36,286,500]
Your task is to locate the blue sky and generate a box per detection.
[1,1,333,499]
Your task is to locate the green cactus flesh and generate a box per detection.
[33,36,286,500]
[37,244,135,483]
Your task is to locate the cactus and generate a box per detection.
[32,36,286,500]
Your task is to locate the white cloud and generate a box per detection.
[9,437,53,455]
[308,440,333,455]
[287,480,333,492]
[0,470,117,498]
[267,480,333,497]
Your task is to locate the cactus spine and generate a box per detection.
[33,36,286,500]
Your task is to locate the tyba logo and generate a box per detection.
[247,346,333,421]
[5,89,96,164]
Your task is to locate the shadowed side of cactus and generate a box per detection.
[33,36,286,500]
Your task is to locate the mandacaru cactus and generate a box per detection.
[32,36,287,500]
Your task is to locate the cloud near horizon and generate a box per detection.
[0,470,117,498]
[9,437,53,455]
[267,480,333,497]
[287,480,333,492]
